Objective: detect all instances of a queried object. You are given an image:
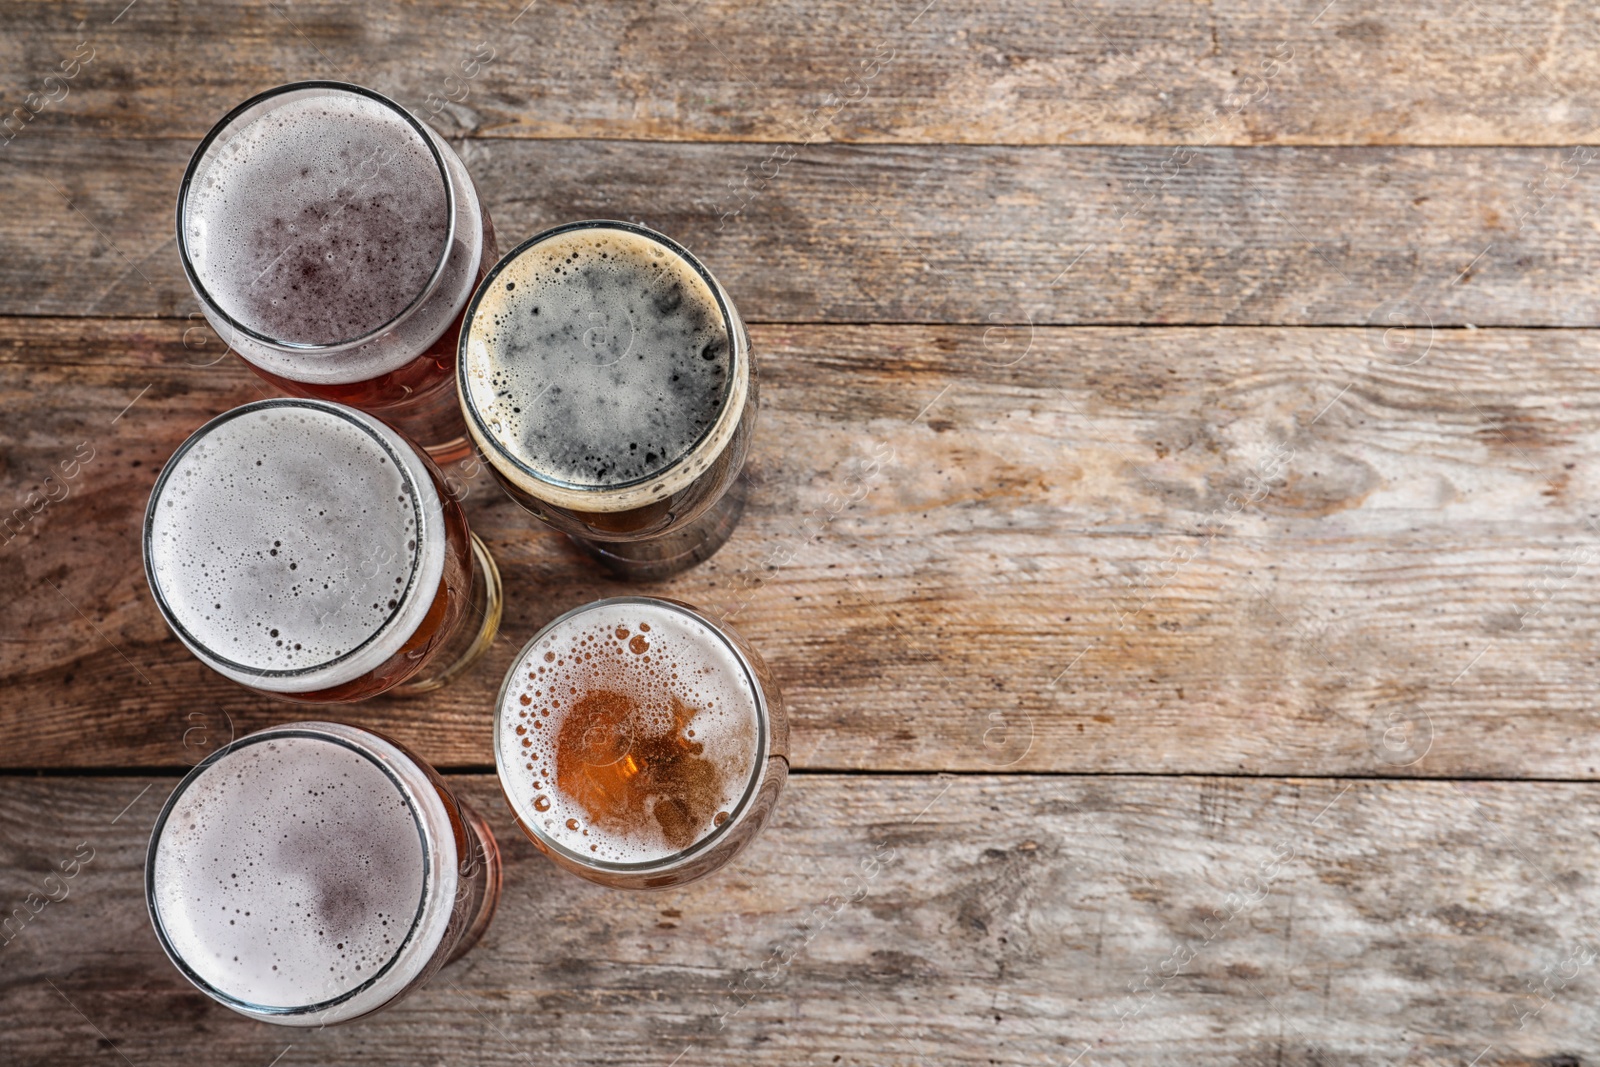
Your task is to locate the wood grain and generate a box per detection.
[3,0,1597,1059]
[6,317,1600,777]
[1,773,1596,1066]
[4,137,1600,325]
[1,0,1597,146]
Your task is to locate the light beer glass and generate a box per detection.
[143,398,501,701]
[178,81,498,461]
[146,722,501,1025]
[494,596,788,889]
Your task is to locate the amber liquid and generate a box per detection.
[506,601,791,889]
[556,687,743,852]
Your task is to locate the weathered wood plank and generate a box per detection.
[2,0,1597,146]
[6,318,1600,776]
[4,137,1597,325]
[0,773,1595,1065]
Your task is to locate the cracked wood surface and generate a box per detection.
[1,775,1596,1066]
[3,319,1600,777]
[2,0,1598,1062]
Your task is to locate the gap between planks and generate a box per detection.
[4,767,1600,784]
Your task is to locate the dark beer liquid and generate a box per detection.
[464,226,733,489]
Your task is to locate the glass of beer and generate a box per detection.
[146,721,501,1026]
[458,220,757,580]
[177,81,497,462]
[143,397,502,702]
[494,596,788,889]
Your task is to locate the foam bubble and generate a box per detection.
[151,733,427,1011]
[144,400,447,693]
[185,90,449,348]
[462,226,732,490]
[496,600,760,865]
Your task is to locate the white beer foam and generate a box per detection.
[183,87,484,385]
[145,401,447,693]
[186,89,446,346]
[151,733,430,1012]
[496,600,760,865]
[462,225,744,506]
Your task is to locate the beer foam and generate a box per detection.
[151,732,432,1013]
[462,225,742,504]
[496,599,761,865]
[184,88,449,349]
[144,400,447,693]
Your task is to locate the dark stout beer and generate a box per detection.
[459,221,756,579]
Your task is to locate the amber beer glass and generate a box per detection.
[494,596,788,889]
[143,398,502,701]
[177,81,498,461]
[458,221,756,580]
[147,722,501,1025]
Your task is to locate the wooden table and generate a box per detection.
[4,2,1600,1063]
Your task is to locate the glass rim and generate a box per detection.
[141,397,432,684]
[493,595,770,874]
[144,724,436,1019]
[457,219,744,499]
[175,80,459,353]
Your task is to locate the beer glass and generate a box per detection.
[146,722,501,1026]
[177,81,498,462]
[494,596,788,889]
[458,221,756,580]
[143,398,502,702]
